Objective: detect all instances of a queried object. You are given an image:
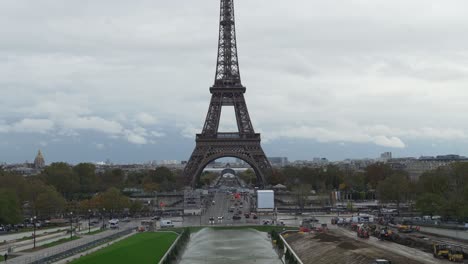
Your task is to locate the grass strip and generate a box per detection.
[70,232,177,264]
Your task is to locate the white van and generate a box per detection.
[109,219,119,229]
[160,219,174,228]
[431,215,442,220]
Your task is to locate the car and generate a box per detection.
[209,217,215,224]
[244,213,250,218]
[240,205,243,208]
[0,226,4,232]
[233,215,241,220]
[372,259,392,264]
[152,216,161,221]
[252,214,258,219]
[229,207,235,212]
[218,216,224,220]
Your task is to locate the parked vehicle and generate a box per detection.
[160,219,174,228]
[372,259,392,264]
[109,219,119,229]
[357,224,370,238]
[448,246,464,262]
[433,243,449,258]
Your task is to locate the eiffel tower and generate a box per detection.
[184,0,272,187]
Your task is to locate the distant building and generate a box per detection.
[268,157,289,167]
[387,154,468,181]
[183,190,202,215]
[380,152,392,161]
[33,150,45,169]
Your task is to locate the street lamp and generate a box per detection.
[31,216,37,248]
[69,212,73,240]
[88,209,91,234]
[102,208,106,229]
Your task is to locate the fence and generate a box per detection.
[279,231,303,264]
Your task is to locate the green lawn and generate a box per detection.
[0,255,4,261]
[71,232,178,264]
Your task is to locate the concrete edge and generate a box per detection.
[280,231,304,264]
[158,232,181,264]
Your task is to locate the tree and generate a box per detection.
[0,171,28,201]
[239,169,256,186]
[377,173,410,210]
[91,188,130,217]
[200,172,218,186]
[99,169,125,190]
[73,163,98,193]
[42,162,79,198]
[270,169,287,185]
[35,186,66,218]
[0,189,22,224]
[365,163,393,189]
[129,200,143,215]
[292,184,312,211]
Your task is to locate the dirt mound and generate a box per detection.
[338,241,360,250]
[313,233,342,243]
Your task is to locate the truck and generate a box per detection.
[160,219,174,228]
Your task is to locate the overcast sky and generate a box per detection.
[1,0,468,164]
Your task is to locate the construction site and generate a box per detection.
[283,217,468,263]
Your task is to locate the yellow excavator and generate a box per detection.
[448,246,464,262]
[433,243,449,259]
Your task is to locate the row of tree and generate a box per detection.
[0,163,187,224]
[239,162,468,220]
[35,163,185,199]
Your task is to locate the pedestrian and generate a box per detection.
[4,253,8,263]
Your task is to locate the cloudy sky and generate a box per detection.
[1,0,468,164]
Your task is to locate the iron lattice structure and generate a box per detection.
[184,0,272,187]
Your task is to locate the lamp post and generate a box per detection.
[69,212,73,240]
[31,216,37,248]
[102,208,106,229]
[88,209,91,234]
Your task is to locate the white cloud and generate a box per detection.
[179,124,201,139]
[1,0,468,159]
[125,132,147,145]
[61,116,123,135]
[135,112,158,125]
[151,131,165,137]
[95,143,105,150]
[373,136,406,148]
[3,119,55,134]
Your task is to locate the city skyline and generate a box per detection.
[2,0,468,163]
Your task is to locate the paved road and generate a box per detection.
[420,226,468,241]
[6,221,137,264]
